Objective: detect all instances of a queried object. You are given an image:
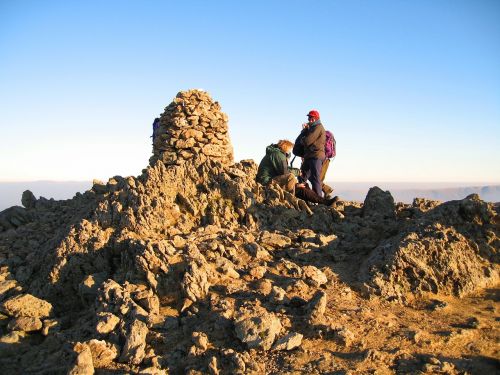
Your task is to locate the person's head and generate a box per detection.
[307,110,320,124]
[277,140,294,155]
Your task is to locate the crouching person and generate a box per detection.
[256,140,296,193]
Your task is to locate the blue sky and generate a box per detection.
[1,0,499,183]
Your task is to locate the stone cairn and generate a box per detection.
[149,89,234,167]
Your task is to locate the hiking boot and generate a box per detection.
[326,196,339,206]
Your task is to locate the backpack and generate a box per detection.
[325,130,336,159]
[151,118,160,141]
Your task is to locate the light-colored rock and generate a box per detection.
[302,265,328,287]
[234,313,282,350]
[273,332,303,351]
[96,312,120,334]
[7,316,42,332]
[119,320,148,365]
[87,339,119,367]
[2,294,52,318]
[68,342,94,375]
[307,291,328,324]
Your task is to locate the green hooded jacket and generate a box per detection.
[256,144,289,185]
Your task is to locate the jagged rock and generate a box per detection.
[0,280,18,301]
[306,291,327,324]
[2,294,53,318]
[68,342,95,375]
[87,339,119,367]
[335,328,355,347]
[362,186,396,219]
[269,286,288,304]
[7,316,42,332]
[79,273,107,303]
[302,265,328,287]
[119,320,148,365]
[21,190,37,209]
[259,231,292,249]
[0,206,33,230]
[192,331,209,351]
[360,195,499,300]
[234,312,282,350]
[272,332,303,351]
[96,312,120,335]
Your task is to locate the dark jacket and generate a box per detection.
[256,144,289,185]
[297,121,326,160]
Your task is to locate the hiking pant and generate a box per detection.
[302,158,323,197]
[271,173,297,194]
[319,158,333,196]
[295,185,327,204]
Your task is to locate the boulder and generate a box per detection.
[119,320,148,365]
[2,294,53,318]
[234,313,282,350]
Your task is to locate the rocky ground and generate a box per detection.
[0,90,498,374]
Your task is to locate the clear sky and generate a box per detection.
[1,0,499,183]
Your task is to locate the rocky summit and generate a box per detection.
[0,90,499,374]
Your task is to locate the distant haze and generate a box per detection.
[1,181,498,211]
[330,182,500,204]
[0,181,92,211]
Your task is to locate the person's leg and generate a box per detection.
[295,186,339,206]
[320,159,330,182]
[307,158,323,197]
[271,173,297,193]
[295,186,325,204]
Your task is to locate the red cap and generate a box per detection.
[307,110,320,119]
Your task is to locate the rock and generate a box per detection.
[272,332,303,351]
[248,266,266,279]
[2,294,52,318]
[68,342,94,375]
[7,316,42,332]
[362,186,395,219]
[336,328,355,347]
[87,339,119,367]
[150,90,233,167]
[234,313,282,350]
[244,242,271,260]
[192,331,209,351]
[119,320,148,365]
[79,273,107,303]
[21,190,37,209]
[259,231,292,249]
[0,206,33,230]
[0,280,18,301]
[306,291,327,324]
[42,318,59,336]
[269,286,288,304]
[302,266,328,287]
[255,279,273,296]
[360,196,500,300]
[208,356,219,375]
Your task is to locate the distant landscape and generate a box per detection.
[1,180,499,211]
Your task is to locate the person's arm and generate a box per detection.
[301,125,322,146]
[271,152,287,175]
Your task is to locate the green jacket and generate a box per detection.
[256,144,289,185]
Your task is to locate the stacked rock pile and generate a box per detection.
[149,89,234,167]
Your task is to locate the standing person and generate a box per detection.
[256,140,296,193]
[294,110,326,197]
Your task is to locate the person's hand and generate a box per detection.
[296,183,306,188]
[302,123,309,129]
